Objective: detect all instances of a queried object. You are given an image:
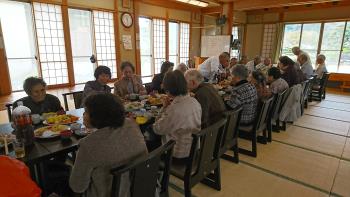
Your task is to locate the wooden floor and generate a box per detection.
[0,91,349,196]
[168,91,350,197]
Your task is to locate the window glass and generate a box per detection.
[281,24,302,60]
[169,22,179,66]
[179,22,190,65]
[139,17,152,80]
[339,22,350,73]
[300,23,321,66]
[153,19,166,74]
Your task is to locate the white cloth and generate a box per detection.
[279,84,302,122]
[301,62,314,79]
[153,94,201,158]
[246,60,262,73]
[198,56,224,82]
[315,63,328,79]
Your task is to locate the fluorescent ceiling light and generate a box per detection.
[176,0,209,7]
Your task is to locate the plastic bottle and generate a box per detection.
[12,101,34,146]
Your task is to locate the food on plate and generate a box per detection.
[45,114,79,125]
[124,102,143,111]
[34,125,70,138]
[219,79,231,86]
[212,84,223,90]
[147,97,163,106]
[135,116,148,125]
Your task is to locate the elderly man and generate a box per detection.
[298,53,314,79]
[185,69,226,129]
[256,57,272,76]
[226,64,258,125]
[245,56,262,73]
[315,54,328,79]
[198,52,230,83]
[292,46,311,66]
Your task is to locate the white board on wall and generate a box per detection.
[201,35,231,57]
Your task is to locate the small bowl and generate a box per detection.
[60,130,72,140]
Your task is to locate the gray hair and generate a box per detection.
[176,63,188,71]
[185,69,204,83]
[231,64,248,80]
[299,53,308,61]
[317,54,326,61]
[292,46,300,52]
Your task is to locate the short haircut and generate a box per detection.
[252,70,266,86]
[84,93,125,129]
[185,69,204,84]
[254,56,262,61]
[317,54,326,61]
[268,67,281,79]
[94,66,111,79]
[160,61,174,74]
[220,52,230,58]
[279,56,295,66]
[299,53,308,61]
[120,61,135,72]
[231,64,248,80]
[23,77,47,95]
[163,70,188,96]
[292,46,300,53]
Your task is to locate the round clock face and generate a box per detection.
[122,13,133,28]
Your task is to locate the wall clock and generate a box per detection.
[121,12,133,28]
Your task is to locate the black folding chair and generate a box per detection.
[62,91,83,111]
[271,89,288,133]
[219,108,242,163]
[5,103,13,122]
[110,140,175,197]
[311,73,330,101]
[238,96,274,157]
[170,119,227,197]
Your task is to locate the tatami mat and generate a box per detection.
[304,107,350,122]
[169,159,328,197]
[342,138,350,161]
[273,125,346,157]
[293,115,350,136]
[331,160,350,197]
[325,97,350,104]
[238,139,339,192]
[311,100,350,112]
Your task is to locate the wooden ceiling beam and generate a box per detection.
[234,0,348,10]
[201,6,223,14]
[135,0,202,13]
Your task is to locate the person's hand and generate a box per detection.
[189,92,195,97]
[140,89,147,95]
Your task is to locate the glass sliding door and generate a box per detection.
[168,21,179,66]
[68,9,95,84]
[281,24,302,60]
[139,17,153,83]
[0,1,38,91]
[300,23,321,66]
[179,22,190,64]
[339,22,350,73]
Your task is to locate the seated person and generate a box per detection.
[151,61,174,93]
[176,63,188,74]
[185,69,226,129]
[82,66,112,102]
[245,56,262,73]
[267,67,289,94]
[298,53,314,79]
[153,70,201,161]
[13,77,63,114]
[315,54,328,79]
[114,61,146,98]
[0,156,41,197]
[226,65,258,126]
[249,71,272,100]
[69,93,148,196]
[256,57,272,76]
[279,56,301,87]
[238,55,248,65]
[230,57,238,69]
[198,52,230,82]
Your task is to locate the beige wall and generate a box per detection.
[68,0,114,10]
[244,24,263,59]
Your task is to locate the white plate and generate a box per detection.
[34,125,70,139]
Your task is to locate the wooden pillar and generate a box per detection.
[225,2,234,35]
[133,0,141,75]
[61,0,75,86]
[0,22,11,95]
[165,8,169,61]
[114,0,122,78]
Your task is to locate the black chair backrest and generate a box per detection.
[271,89,288,120]
[302,79,311,101]
[144,82,153,94]
[320,73,330,91]
[62,91,83,111]
[219,108,242,156]
[255,96,274,133]
[188,118,227,183]
[110,140,175,197]
[5,103,13,122]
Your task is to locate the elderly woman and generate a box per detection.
[226,64,258,126]
[70,93,147,197]
[13,77,63,114]
[279,56,301,87]
[249,71,272,100]
[82,66,112,101]
[267,67,289,94]
[153,70,201,162]
[176,63,188,74]
[315,54,328,79]
[151,61,174,93]
[114,61,146,98]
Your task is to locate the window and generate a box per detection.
[231,25,243,58]
[93,11,117,78]
[0,1,38,91]
[261,24,276,59]
[139,17,166,82]
[68,9,95,84]
[281,21,350,73]
[169,22,179,66]
[179,22,190,65]
[33,2,68,85]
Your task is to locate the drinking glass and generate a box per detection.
[13,139,25,158]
